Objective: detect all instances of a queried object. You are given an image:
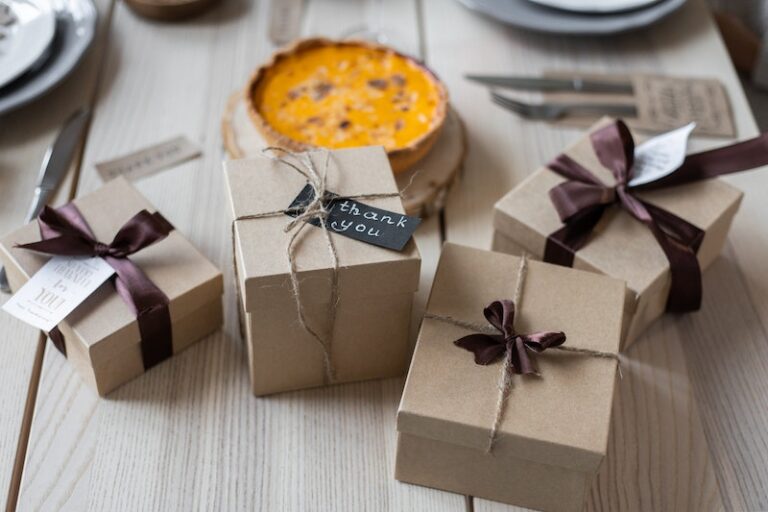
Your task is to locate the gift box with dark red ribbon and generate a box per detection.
[492,118,767,348]
[0,178,223,395]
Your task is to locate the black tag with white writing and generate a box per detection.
[286,184,420,251]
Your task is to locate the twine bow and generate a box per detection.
[17,203,175,369]
[231,148,407,385]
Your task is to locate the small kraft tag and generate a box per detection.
[2,256,115,332]
[286,184,420,251]
[95,136,202,182]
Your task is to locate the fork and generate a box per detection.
[490,92,637,120]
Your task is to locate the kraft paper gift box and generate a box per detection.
[395,243,625,512]
[493,119,746,349]
[0,177,224,396]
[224,146,421,396]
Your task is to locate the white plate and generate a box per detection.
[0,0,56,89]
[526,0,662,13]
[458,0,686,35]
[0,0,96,116]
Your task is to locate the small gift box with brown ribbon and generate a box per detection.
[493,118,768,348]
[0,178,224,396]
[224,146,421,396]
[395,243,624,511]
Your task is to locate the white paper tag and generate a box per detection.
[2,256,115,332]
[628,122,695,187]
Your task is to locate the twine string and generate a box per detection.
[231,147,410,385]
[422,254,622,454]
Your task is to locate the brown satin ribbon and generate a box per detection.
[544,120,768,312]
[17,203,175,370]
[454,300,566,375]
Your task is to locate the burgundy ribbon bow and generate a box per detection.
[454,300,566,375]
[18,203,175,370]
[544,120,768,312]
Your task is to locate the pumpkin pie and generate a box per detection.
[245,38,449,173]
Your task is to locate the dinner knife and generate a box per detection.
[465,75,634,94]
[0,108,91,293]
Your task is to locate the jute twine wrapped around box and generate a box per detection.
[425,255,622,454]
[231,148,412,385]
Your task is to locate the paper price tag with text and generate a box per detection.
[2,256,115,332]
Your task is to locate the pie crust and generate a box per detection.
[245,38,449,173]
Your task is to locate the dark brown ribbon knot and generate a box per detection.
[544,120,768,313]
[17,203,175,370]
[454,300,566,375]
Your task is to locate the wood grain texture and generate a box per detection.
[644,3,768,510]
[0,1,113,508]
[423,0,738,509]
[475,319,724,512]
[5,0,768,510]
[14,0,461,510]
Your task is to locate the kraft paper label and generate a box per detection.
[542,71,735,137]
[287,184,421,251]
[95,136,202,182]
[2,256,115,332]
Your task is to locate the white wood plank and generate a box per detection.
[646,3,768,510]
[422,0,732,509]
[0,1,113,508]
[16,0,461,510]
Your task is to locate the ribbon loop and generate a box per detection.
[544,119,768,313]
[17,203,175,369]
[455,299,565,375]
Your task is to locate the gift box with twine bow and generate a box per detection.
[0,178,223,396]
[492,118,768,348]
[224,146,421,396]
[396,243,625,511]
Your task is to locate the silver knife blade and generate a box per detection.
[465,75,634,94]
[34,108,91,196]
[0,108,90,293]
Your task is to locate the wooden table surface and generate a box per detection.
[2,0,767,510]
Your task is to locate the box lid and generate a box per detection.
[224,146,421,313]
[493,118,743,299]
[397,243,624,473]
[0,177,223,368]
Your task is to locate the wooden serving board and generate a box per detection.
[221,91,466,217]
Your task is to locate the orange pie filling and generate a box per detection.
[251,44,445,154]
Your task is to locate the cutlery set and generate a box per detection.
[468,74,638,120]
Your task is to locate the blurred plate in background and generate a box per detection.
[457,0,686,35]
[0,0,96,116]
[0,0,56,89]
[526,0,663,14]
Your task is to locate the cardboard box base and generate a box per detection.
[66,296,223,396]
[246,292,414,396]
[395,432,591,512]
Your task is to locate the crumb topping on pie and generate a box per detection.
[251,42,446,153]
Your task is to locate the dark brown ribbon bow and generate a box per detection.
[544,120,768,312]
[454,300,566,375]
[18,203,175,370]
